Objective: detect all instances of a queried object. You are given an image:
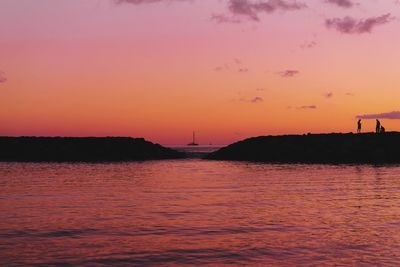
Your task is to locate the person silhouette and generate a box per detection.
[376,119,381,134]
[357,119,362,133]
[380,125,385,133]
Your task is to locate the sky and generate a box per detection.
[1,0,400,145]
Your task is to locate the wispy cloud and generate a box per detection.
[251,96,264,103]
[234,58,242,65]
[325,0,355,8]
[288,105,317,110]
[279,69,299,78]
[326,13,394,34]
[215,59,249,73]
[300,40,317,49]
[298,105,317,109]
[214,63,230,72]
[211,14,242,24]
[356,111,400,119]
[0,72,7,84]
[226,0,306,22]
[115,0,307,23]
[114,0,188,4]
[236,95,264,103]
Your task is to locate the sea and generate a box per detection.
[1,145,399,266]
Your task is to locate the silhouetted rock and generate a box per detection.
[206,133,400,164]
[0,137,185,162]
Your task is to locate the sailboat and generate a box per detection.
[187,131,199,146]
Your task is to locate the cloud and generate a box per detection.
[356,111,400,119]
[298,105,317,109]
[300,40,317,49]
[234,58,242,65]
[288,105,317,110]
[215,59,249,73]
[236,96,264,103]
[326,13,394,34]
[117,0,307,24]
[0,72,6,84]
[114,0,188,4]
[227,0,306,21]
[251,96,264,103]
[211,14,242,24]
[279,69,299,77]
[214,63,230,72]
[325,0,355,8]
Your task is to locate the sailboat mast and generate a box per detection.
[187,131,198,146]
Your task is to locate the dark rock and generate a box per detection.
[0,137,185,162]
[206,132,400,164]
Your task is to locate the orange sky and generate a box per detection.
[1,0,400,145]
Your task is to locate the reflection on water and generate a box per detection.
[1,161,400,266]
[171,145,221,158]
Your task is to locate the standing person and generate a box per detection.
[376,119,381,133]
[357,119,362,133]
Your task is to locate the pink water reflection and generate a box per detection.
[1,161,400,265]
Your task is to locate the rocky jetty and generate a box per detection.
[206,133,400,164]
[0,137,185,162]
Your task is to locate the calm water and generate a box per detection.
[172,145,221,158]
[1,159,400,266]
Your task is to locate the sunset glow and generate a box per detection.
[1,0,400,144]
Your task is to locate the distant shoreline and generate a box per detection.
[3,133,400,164]
[0,137,184,163]
[206,132,400,164]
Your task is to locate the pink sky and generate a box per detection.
[1,0,400,145]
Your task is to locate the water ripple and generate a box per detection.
[1,161,400,266]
